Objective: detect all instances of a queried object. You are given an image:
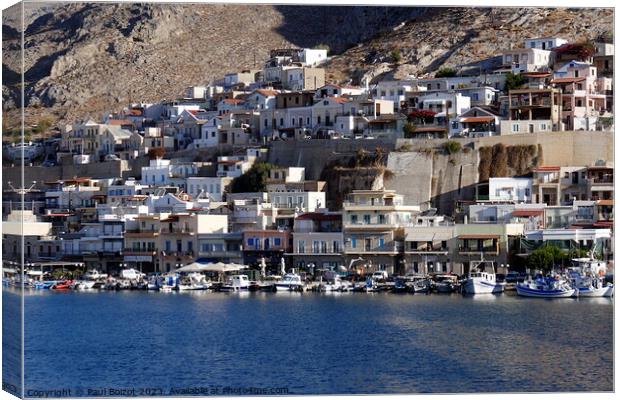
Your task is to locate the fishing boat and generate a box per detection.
[177,272,211,291]
[220,275,250,291]
[462,258,505,294]
[411,279,430,293]
[568,256,614,298]
[72,280,96,290]
[434,275,459,293]
[323,275,350,292]
[391,278,409,293]
[274,273,304,292]
[516,276,578,298]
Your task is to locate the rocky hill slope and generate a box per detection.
[2,4,613,132]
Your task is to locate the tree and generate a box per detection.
[554,41,596,61]
[443,140,462,155]
[402,122,417,138]
[391,49,402,63]
[148,148,166,160]
[505,72,526,91]
[527,245,567,273]
[316,43,331,55]
[435,67,457,78]
[408,110,437,124]
[230,162,273,193]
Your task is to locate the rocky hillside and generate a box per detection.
[325,7,613,84]
[2,4,613,132]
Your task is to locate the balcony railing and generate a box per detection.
[458,246,498,254]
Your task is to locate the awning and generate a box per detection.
[406,231,453,241]
[550,77,586,84]
[512,210,544,217]
[458,234,500,239]
[176,262,246,273]
[597,200,613,206]
[460,117,494,123]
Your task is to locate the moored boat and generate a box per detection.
[462,259,505,295]
[274,273,304,292]
[220,274,251,292]
[516,277,578,298]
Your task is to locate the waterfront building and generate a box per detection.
[343,189,420,276]
[2,210,54,263]
[241,229,291,269]
[403,223,455,275]
[123,213,228,273]
[286,211,344,272]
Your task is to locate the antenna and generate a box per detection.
[7,180,37,195]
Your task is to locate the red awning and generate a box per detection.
[512,210,544,217]
[460,116,495,123]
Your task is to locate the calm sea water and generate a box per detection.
[5,289,614,395]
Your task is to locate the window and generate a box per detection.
[378,238,385,249]
[351,215,358,224]
[247,238,255,246]
[351,238,357,248]
[274,238,281,247]
[363,215,371,224]
[512,124,520,132]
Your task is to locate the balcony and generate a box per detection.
[343,222,402,230]
[160,227,195,235]
[344,243,401,254]
[198,250,242,258]
[458,246,498,255]
[122,249,157,256]
[405,246,449,255]
[161,251,195,258]
[125,229,160,237]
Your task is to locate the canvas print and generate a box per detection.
[1,1,614,397]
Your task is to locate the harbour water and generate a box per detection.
[5,289,614,395]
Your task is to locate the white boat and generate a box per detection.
[319,275,350,292]
[73,280,96,290]
[160,285,174,292]
[274,273,304,292]
[220,275,250,292]
[462,259,505,294]
[516,277,578,298]
[568,257,614,298]
[120,268,144,280]
[178,272,211,291]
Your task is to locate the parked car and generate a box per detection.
[104,154,121,161]
[371,271,389,281]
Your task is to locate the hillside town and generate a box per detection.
[3,36,614,285]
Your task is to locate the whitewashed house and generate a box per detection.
[488,177,533,203]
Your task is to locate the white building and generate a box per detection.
[525,37,568,51]
[372,80,417,111]
[186,176,233,202]
[488,177,533,202]
[298,48,328,66]
[502,48,553,74]
[141,159,199,186]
